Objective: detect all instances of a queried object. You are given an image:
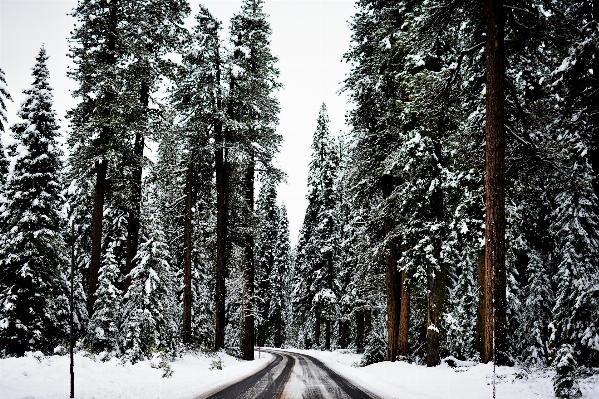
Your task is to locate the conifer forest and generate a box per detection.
[1,0,598,397]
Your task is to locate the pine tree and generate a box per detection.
[172,4,221,345]
[122,207,179,362]
[293,104,340,351]
[228,0,281,360]
[0,67,12,190]
[0,47,67,356]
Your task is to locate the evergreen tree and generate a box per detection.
[122,207,179,362]
[172,5,221,344]
[293,104,340,351]
[227,0,281,360]
[0,67,12,190]
[0,47,67,356]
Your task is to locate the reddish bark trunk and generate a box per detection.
[484,0,508,365]
[382,174,401,362]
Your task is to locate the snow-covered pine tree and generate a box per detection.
[0,47,68,356]
[254,178,280,347]
[122,196,179,362]
[269,204,291,347]
[0,67,12,190]
[85,240,122,354]
[254,177,291,347]
[68,0,134,316]
[171,4,221,344]
[0,67,11,133]
[293,104,340,351]
[227,0,281,360]
[343,0,414,362]
[548,0,599,371]
[118,0,190,295]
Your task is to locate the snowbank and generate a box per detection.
[0,350,272,399]
[279,348,599,399]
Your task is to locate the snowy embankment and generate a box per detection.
[0,350,272,399]
[279,348,599,399]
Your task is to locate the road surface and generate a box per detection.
[202,349,381,399]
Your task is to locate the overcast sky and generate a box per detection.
[0,0,356,246]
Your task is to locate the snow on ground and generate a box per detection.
[279,348,599,399]
[0,350,272,399]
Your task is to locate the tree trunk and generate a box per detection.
[242,161,255,360]
[426,263,439,366]
[88,3,117,317]
[484,0,508,366]
[382,174,400,362]
[124,82,149,293]
[356,310,365,353]
[398,268,410,357]
[476,253,486,357]
[325,319,331,350]
[315,310,321,348]
[182,164,194,344]
[214,51,228,351]
[364,310,372,341]
[88,152,108,316]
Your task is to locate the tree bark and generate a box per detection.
[242,160,255,360]
[325,319,331,351]
[88,151,108,316]
[476,253,486,357]
[124,83,149,293]
[398,268,410,357]
[214,49,228,351]
[382,174,401,362]
[182,164,194,344]
[356,310,365,353]
[315,310,321,348]
[484,0,508,365]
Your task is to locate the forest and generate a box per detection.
[0,0,598,398]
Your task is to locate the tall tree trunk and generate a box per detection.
[484,0,508,365]
[325,319,331,350]
[398,268,410,357]
[214,52,228,351]
[88,144,108,316]
[315,310,321,348]
[124,82,149,292]
[356,310,365,353]
[591,0,599,218]
[88,3,117,317]
[382,173,400,362]
[242,160,255,360]
[182,164,194,343]
[476,253,486,357]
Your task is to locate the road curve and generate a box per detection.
[202,349,381,399]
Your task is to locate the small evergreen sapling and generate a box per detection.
[553,344,582,398]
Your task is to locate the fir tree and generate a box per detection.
[228,0,281,359]
[293,104,340,351]
[0,47,67,356]
[0,67,12,190]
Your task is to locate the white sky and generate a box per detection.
[0,0,356,246]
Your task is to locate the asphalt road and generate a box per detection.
[203,349,381,399]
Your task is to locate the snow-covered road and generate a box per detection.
[202,349,380,399]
